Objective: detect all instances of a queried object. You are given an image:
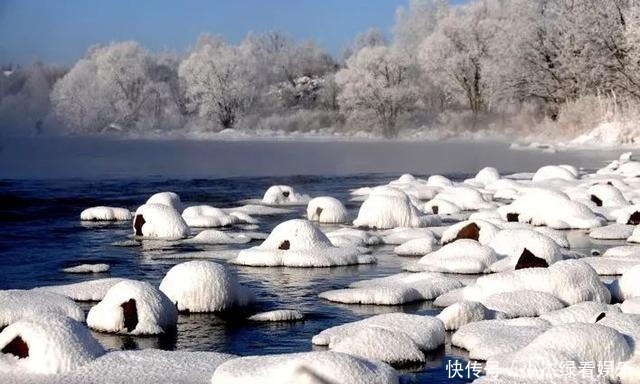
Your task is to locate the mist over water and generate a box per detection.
[0,137,621,179]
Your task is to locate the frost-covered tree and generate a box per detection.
[336,46,418,137]
[179,36,255,129]
[419,0,504,115]
[342,28,387,62]
[393,0,449,53]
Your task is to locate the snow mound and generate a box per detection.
[431,186,496,211]
[423,198,461,215]
[498,189,604,229]
[87,280,177,335]
[34,278,128,301]
[231,219,374,267]
[133,203,190,240]
[436,301,504,331]
[487,229,563,272]
[589,224,634,240]
[330,326,425,365]
[0,314,104,374]
[182,205,252,228]
[627,225,640,243]
[448,260,610,305]
[406,239,497,274]
[146,192,183,212]
[393,238,436,256]
[380,227,437,245]
[609,265,640,301]
[466,167,500,187]
[61,264,110,274]
[452,318,551,361]
[0,290,85,327]
[80,207,132,221]
[587,184,629,207]
[441,220,500,245]
[353,188,437,229]
[262,185,310,205]
[540,301,621,325]
[481,290,565,318]
[184,229,251,244]
[312,313,445,364]
[159,261,251,312]
[306,196,348,224]
[531,165,578,182]
[211,351,399,384]
[612,205,640,225]
[326,228,382,247]
[319,272,463,305]
[248,309,304,322]
[621,298,640,314]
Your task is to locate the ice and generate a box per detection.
[406,239,497,274]
[261,185,310,205]
[247,309,304,322]
[80,207,132,221]
[145,192,183,212]
[61,264,110,274]
[34,278,129,301]
[211,351,399,384]
[0,290,85,327]
[0,314,104,374]
[318,272,463,305]
[306,196,348,223]
[159,261,251,312]
[133,203,190,240]
[87,280,177,335]
[231,219,374,267]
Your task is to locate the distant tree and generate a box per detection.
[393,0,449,53]
[179,36,255,129]
[342,28,387,62]
[336,46,418,137]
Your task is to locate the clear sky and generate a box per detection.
[0,0,430,66]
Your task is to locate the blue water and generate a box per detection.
[0,138,622,382]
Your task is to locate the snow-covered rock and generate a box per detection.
[540,301,621,325]
[487,229,563,272]
[431,186,495,211]
[33,278,128,301]
[87,280,177,335]
[0,290,85,327]
[80,207,132,221]
[133,203,190,240]
[587,184,629,207]
[393,238,436,256]
[613,205,640,225]
[319,272,463,305]
[231,219,374,267]
[380,227,437,245]
[531,165,578,182]
[61,264,110,274]
[0,315,104,374]
[589,224,634,240]
[353,188,437,229]
[184,229,252,244]
[211,351,399,384]
[248,310,304,322]
[182,205,251,228]
[423,198,462,215]
[610,265,640,302]
[306,196,348,224]
[146,192,183,212]
[441,220,500,245]
[406,239,497,274]
[436,301,503,331]
[481,290,565,318]
[498,189,605,229]
[160,261,251,312]
[262,185,310,205]
[312,313,445,365]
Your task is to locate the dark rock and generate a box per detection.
[590,195,603,207]
[282,191,290,198]
[628,211,640,225]
[279,240,290,250]
[454,222,480,242]
[515,248,549,270]
[431,206,439,214]
[595,312,606,322]
[506,213,519,222]
[2,336,28,359]
[121,299,138,332]
[133,214,146,236]
[315,207,323,220]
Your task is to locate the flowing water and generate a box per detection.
[0,137,624,383]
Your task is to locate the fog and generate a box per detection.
[0,137,620,179]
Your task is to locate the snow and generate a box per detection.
[318,272,463,305]
[621,298,640,314]
[406,239,497,274]
[613,205,640,225]
[0,290,85,327]
[61,264,110,274]
[441,220,500,245]
[222,204,293,216]
[423,198,461,215]
[531,165,578,182]
[210,351,399,384]
[87,280,177,335]
[481,290,565,318]
[487,229,563,272]
[447,260,610,305]
[581,255,640,276]
[34,278,128,301]
[330,327,425,365]
[498,188,605,229]
[247,309,304,322]
[589,224,634,240]
[379,227,437,245]
[145,191,183,212]
[627,225,640,243]
[262,185,310,205]
[306,196,348,223]
[312,313,445,362]
[159,260,251,312]
[0,314,104,374]
[393,238,436,256]
[326,228,382,247]
[184,229,251,244]
[540,301,621,325]
[80,207,132,221]
[436,301,503,331]
[466,167,500,187]
[431,186,495,211]
[182,205,252,227]
[133,203,190,240]
[452,318,551,361]
[231,219,374,267]
[587,184,629,207]
[353,187,438,229]
[609,265,640,301]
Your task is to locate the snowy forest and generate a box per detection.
[3,0,640,143]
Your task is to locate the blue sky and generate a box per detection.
[0,0,429,65]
